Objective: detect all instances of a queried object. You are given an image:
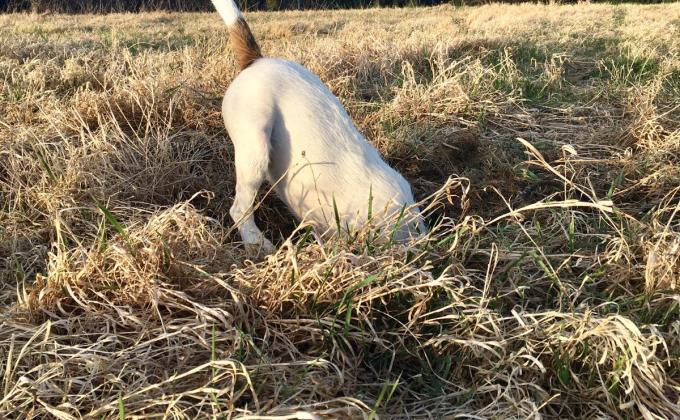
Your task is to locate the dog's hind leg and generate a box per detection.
[227,115,275,256]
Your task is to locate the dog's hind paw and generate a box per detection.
[244,237,275,258]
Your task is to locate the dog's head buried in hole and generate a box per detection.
[210,0,425,256]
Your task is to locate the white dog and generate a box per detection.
[210,0,423,254]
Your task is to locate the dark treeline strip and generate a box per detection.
[0,0,671,13]
[3,0,438,13]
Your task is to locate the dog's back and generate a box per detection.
[224,58,417,233]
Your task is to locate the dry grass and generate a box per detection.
[1,3,679,418]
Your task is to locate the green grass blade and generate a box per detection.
[332,196,341,234]
[118,393,125,420]
[388,204,408,245]
[95,200,129,242]
[367,184,373,221]
[36,149,57,183]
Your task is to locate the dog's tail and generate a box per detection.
[210,0,262,72]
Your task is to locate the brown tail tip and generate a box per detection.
[228,17,262,72]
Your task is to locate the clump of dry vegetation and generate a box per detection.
[1,3,679,418]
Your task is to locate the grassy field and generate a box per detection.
[1,3,679,418]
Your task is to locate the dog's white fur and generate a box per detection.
[211,0,422,253]
[212,0,242,24]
